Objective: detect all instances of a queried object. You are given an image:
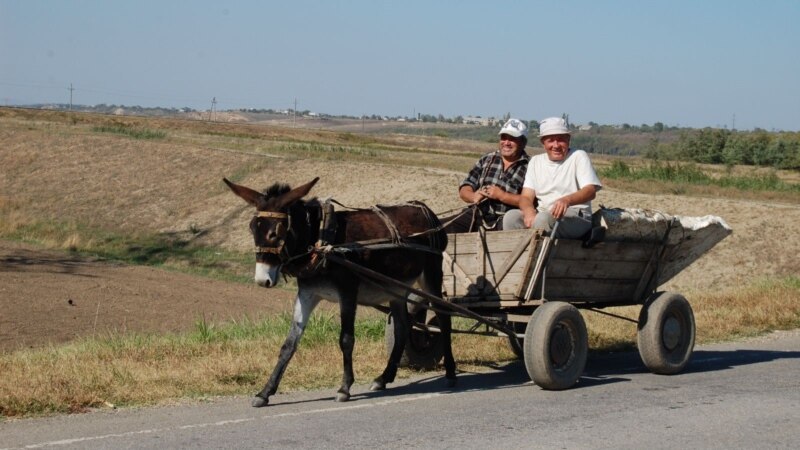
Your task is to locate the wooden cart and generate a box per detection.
[390,212,729,390]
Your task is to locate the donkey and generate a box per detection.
[223,177,456,407]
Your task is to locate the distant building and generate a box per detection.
[463,116,492,126]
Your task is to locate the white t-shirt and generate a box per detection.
[522,149,602,216]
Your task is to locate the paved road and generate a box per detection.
[2,330,799,449]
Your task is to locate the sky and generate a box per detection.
[2,0,799,131]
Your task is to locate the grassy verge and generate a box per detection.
[584,276,800,350]
[2,277,797,418]
[92,124,167,140]
[598,160,800,202]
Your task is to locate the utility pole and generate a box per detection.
[210,97,217,121]
[293,98,297,127]
[69,83,74,110]
[732,113,736,131]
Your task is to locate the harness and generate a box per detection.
[254,211,291,259]
[253,199,448,278]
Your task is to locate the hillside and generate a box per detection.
[1,107,798,350]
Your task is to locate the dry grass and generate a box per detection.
[0,318,515,417]
[584,277,800,350]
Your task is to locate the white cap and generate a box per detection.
[498,118,528,138]
[538,117,570,137]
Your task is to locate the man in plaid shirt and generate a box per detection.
[446,118,530,232]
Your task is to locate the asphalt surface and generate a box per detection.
[2,329,799,449]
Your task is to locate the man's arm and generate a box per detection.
[550,184,598,219]
[459,185,485,204]
[518,187,537,228]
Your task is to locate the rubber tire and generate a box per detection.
[637,292,695,375]
[524,302,588,390]
[385,311,443,370]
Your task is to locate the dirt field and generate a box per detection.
[0,240,297,351]
[1,110,798,353]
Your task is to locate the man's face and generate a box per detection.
[541,134,570,161]
[498,134,523,159]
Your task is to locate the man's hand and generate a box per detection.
[460,185,487,204]
[523,209,537,228]
[550,197,571,219]
[550,185,598,219]
[481,185,505,202]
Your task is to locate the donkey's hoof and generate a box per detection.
[335,391,351,402]
[445,377,457,388]
[370,379,387,391]
[251,396,269,408]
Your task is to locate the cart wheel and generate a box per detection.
[507,321,526,360]
[524,302,588,390]
[385,311,443,370]
[637,292,695,374]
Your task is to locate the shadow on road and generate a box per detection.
[265,347,800,407]
[580,347,800,387]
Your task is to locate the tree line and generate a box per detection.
[655,128,800,169]
[573,125,799,170]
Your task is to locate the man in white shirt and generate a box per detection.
[504,117,602,238]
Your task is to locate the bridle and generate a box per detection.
[254,210,292,260]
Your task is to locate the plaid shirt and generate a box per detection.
[460,150,530,216]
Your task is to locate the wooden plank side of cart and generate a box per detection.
[442,229,662,309]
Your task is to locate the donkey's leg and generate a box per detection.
[336,291,357,402]
[437,311,457,387]
[426,255,457,387]
[252,288,319,407]
[370,298,409,391]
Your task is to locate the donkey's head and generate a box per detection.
[223,177,319,287]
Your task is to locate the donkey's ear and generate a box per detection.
[223,178,264,206]
[276,177,320,209]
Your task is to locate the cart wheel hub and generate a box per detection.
[550,324,574,368]
[662,316,681,350]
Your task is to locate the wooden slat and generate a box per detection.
[448,229,536,253]
[477,228,486,290]
[540,278,638,302]
[550,240,657,262]
[522,234,554,300]
[493,230,537,286]
[442,251,475,296]
[631,244,664,303]
[544,259,647,280]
